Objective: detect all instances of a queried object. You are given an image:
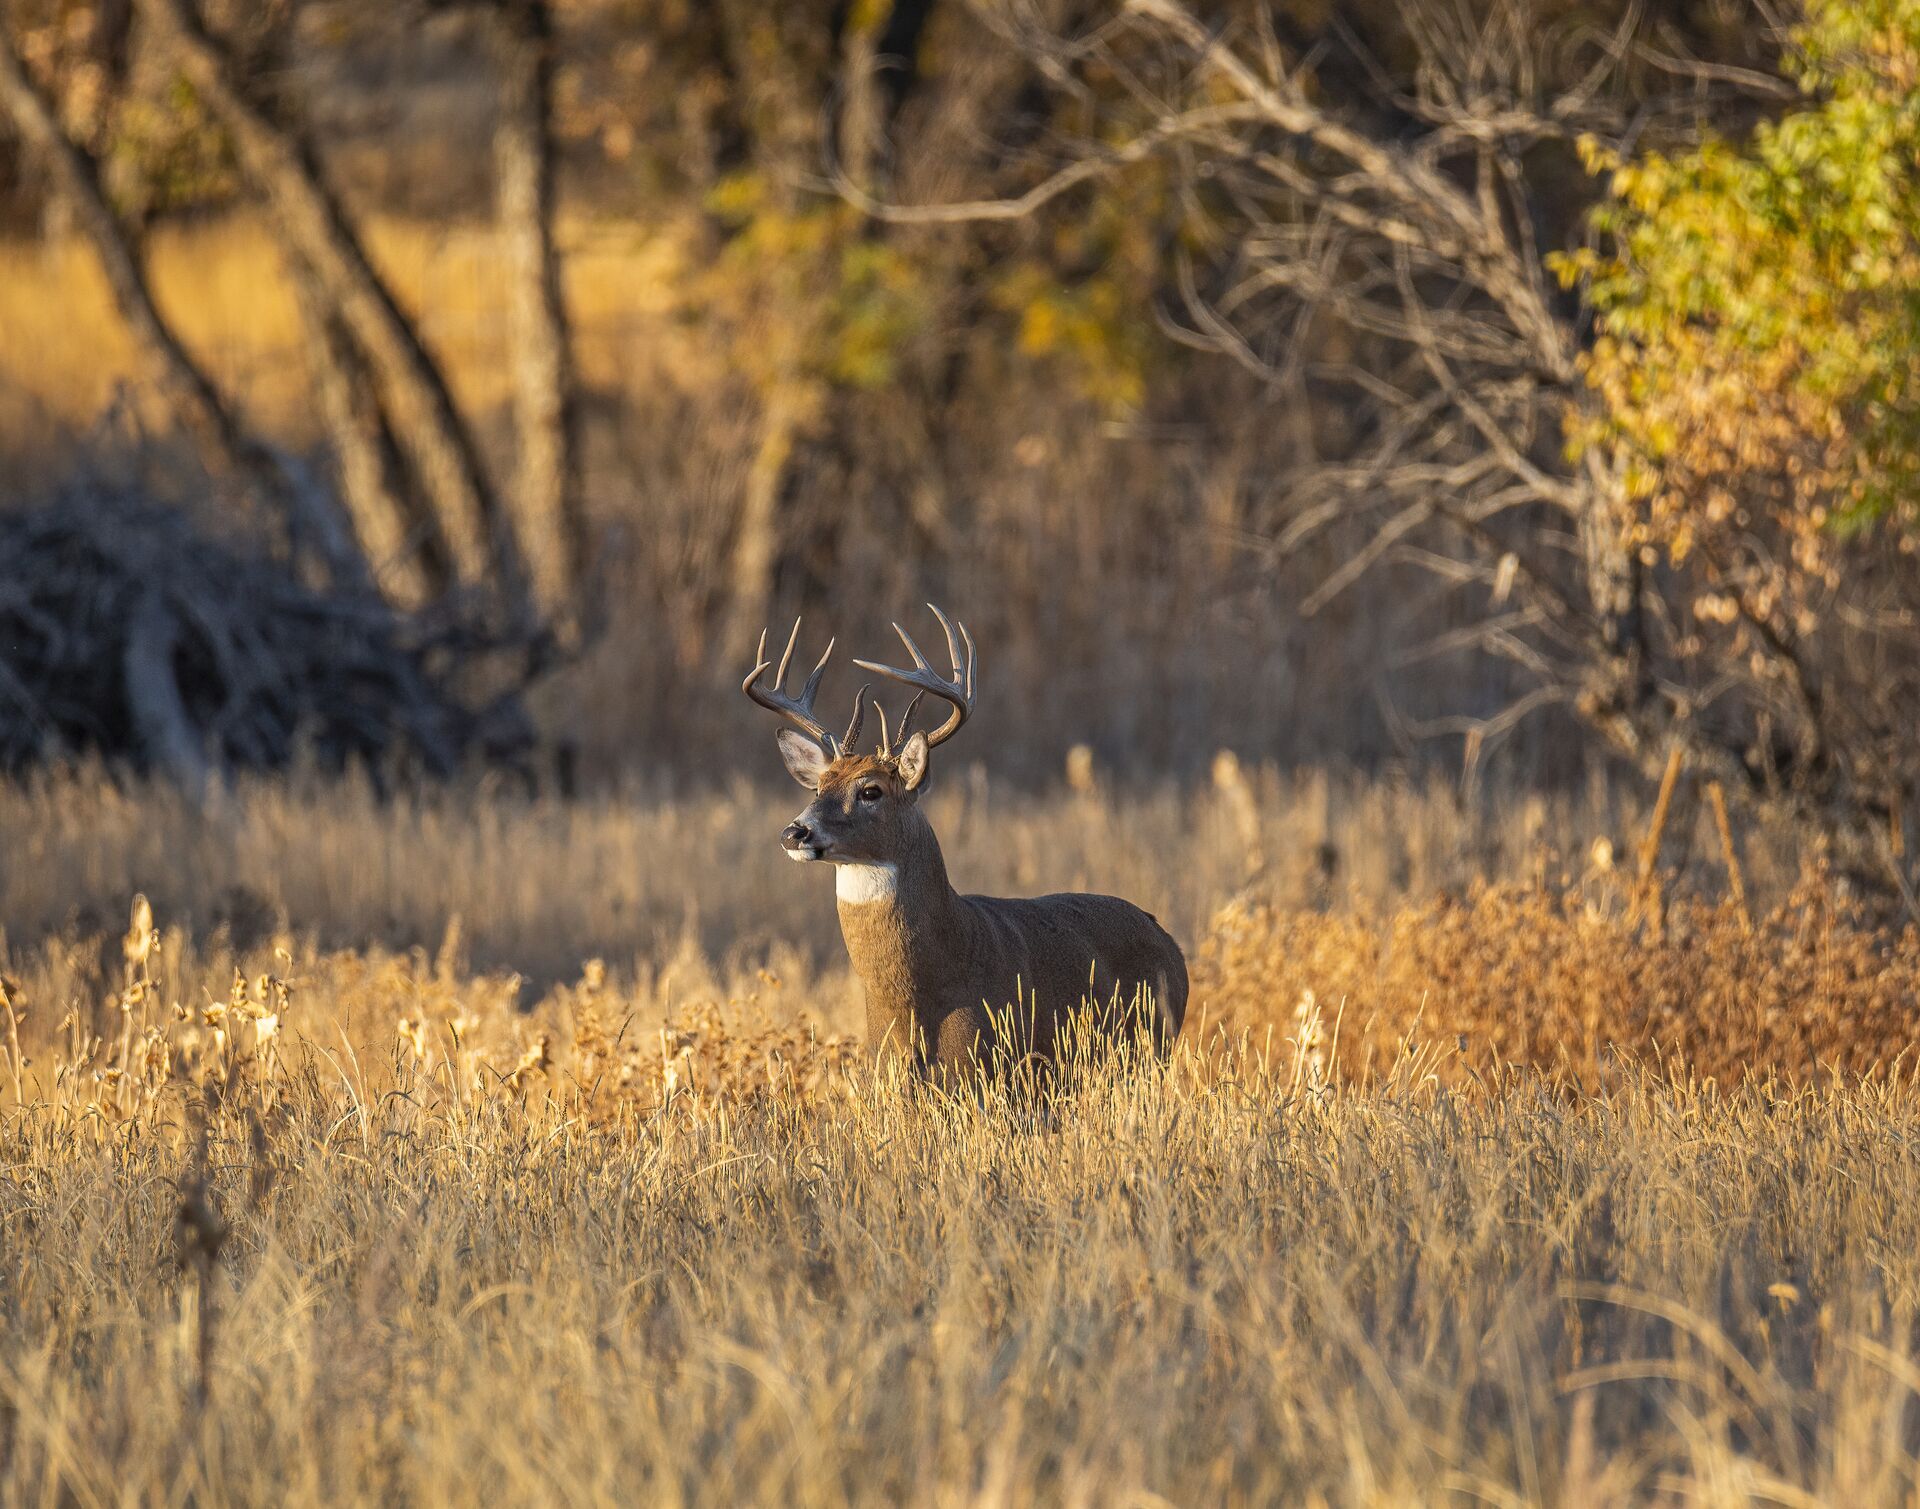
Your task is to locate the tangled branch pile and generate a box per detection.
[0,495,527,781]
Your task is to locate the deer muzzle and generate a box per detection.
[782,819,825,861]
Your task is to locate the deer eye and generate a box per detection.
[858,784,884,803]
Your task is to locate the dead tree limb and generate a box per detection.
[122,586,211,792]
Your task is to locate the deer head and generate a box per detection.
[742,605,974,866]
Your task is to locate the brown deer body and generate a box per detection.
[745,607,1187,1078]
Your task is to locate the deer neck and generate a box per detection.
[834,811,963,1015]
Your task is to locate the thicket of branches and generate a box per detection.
[0,495,532,781]
[866,0,1918,889]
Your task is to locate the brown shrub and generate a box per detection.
[1190,872,1920,1088]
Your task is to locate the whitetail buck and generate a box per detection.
[744,606,1188,1078]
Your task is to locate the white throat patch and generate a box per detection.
[835,862,899,905]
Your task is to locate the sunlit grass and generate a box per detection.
[6,998,1920,1505]
[0,770,1910,1505]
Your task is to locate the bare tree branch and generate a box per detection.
[826,101,1261,222]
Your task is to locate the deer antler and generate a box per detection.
[854,604,975,752]
[743,619,865,755]
[842,683,871,754]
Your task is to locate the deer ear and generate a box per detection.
[896,730,931,792]
[777,729,828,790]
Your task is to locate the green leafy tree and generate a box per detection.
[1564,0,1920,562]
[1554,1,1920,839]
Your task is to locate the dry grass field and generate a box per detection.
[4,766,1920,1506]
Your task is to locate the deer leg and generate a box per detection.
[931,1002,992,1078]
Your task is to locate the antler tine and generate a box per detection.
[842,683,869,754]
[864,687,926,757]
[911,602,975,702]
[742,617,840,751]
[774,617,801,687]
[851,603,975,750]
[925,603,974,696]
[894,688,926,750]
[798,633,833,705]
[892,619,933,672]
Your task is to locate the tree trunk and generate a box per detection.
[136,0,506,595]
[728,390,803,647]
[285,253,450,606]
[494,0,584,623]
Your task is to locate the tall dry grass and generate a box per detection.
[6,952,1920,1505]
[0,760,1810,980]
[1,760,1889,1105]
[4,769,1916,1505]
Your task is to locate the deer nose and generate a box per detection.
[782,820,814,851]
